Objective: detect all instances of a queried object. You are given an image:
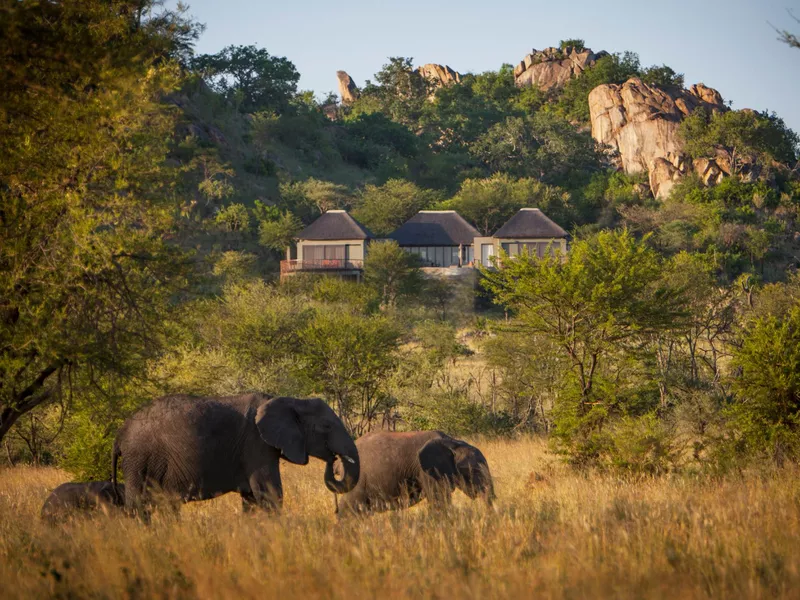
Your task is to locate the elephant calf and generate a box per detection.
[337,431,494,515]
[40,481,125,523]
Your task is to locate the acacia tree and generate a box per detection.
[352,180,439,237]
[481,230,686,459]
[445,174,570,236]
[0,1,195,443]
[296,311,402,435]
[364,241,424,308]
[192,45,299,113]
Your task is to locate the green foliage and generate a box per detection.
[258,210,303,252]
[215,203,251,232]
[484,330,565,431]
[279,178,352,222]
[444,174,570,235]
[192,45,300,113]
[355,57,430,126]
[296,310,402,435]
[560,39,586,51]
[471,112,601,184]
[555,52,641,122]
[404,389,506,437]
[640,65,684,88]
[0,0,195,443]
[482,229,687,464]
[352,180,440,236]
[679,109,799,172]
[606,413,679,474]
[413,321,471,367]
[310,277,380,314]
[364,241,425,308]
[212,251,259,284]
[730,304,800,464]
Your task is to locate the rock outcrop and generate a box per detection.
[416,63,461,87]
[589,78,727,199]
[514,46,608,91]
[337,71,360,105]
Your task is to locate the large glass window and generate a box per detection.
[304,245,345,261]
[402,246,460,266]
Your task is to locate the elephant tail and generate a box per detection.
[111,439,121,504]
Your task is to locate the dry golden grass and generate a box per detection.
[2,437,799,599]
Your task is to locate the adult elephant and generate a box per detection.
[112,394,359,517]
[337,431,494,515]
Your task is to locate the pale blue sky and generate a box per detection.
[181,0,800,133]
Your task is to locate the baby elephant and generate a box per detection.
[337,431,494,515]
[40,481,125,523]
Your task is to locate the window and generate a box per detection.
[304,245,345,261]
[403,246,460,266]
[464,246,474,265]
[480,244,494,266]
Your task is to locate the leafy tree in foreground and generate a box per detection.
[297,311,402,435]
[364,241,425,309]
[731,303,800,465]
[0,0,194,444]
[481,230,686,462]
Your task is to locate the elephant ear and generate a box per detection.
[255,397,308,465]
[418,438,458,482]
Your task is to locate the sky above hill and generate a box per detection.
[180,0,800,133]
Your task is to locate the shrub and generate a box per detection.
[404,390,511,437]
[730,304,800,465]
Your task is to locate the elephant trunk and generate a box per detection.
[324,453,359,494]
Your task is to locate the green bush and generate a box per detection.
[606,413,679,475]
[730,304,800,465]
[404,390,511,437]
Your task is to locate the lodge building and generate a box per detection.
[280,207,569,279]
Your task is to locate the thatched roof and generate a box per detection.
[388,211,480,246]
[492,208,568,239]
[296,210,374,241]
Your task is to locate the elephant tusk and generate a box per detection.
[341,455,355,464]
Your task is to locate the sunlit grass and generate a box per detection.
[1,437,799,598]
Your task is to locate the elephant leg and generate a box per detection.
[248,467,283,512]
[123,471,153,523]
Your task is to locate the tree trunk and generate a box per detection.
[0,362,63,445]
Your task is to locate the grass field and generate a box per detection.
[1,437,799,599]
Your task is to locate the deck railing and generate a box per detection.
[280,259,365,274]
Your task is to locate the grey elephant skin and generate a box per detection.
[338,431,494,514]
[40,481,125,523]
[113,394,359,516]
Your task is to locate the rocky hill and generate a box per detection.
[513,45,608,91]
[588,78,727,198]
[336,63,461,105]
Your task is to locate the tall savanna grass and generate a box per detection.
[1,438,799,599]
